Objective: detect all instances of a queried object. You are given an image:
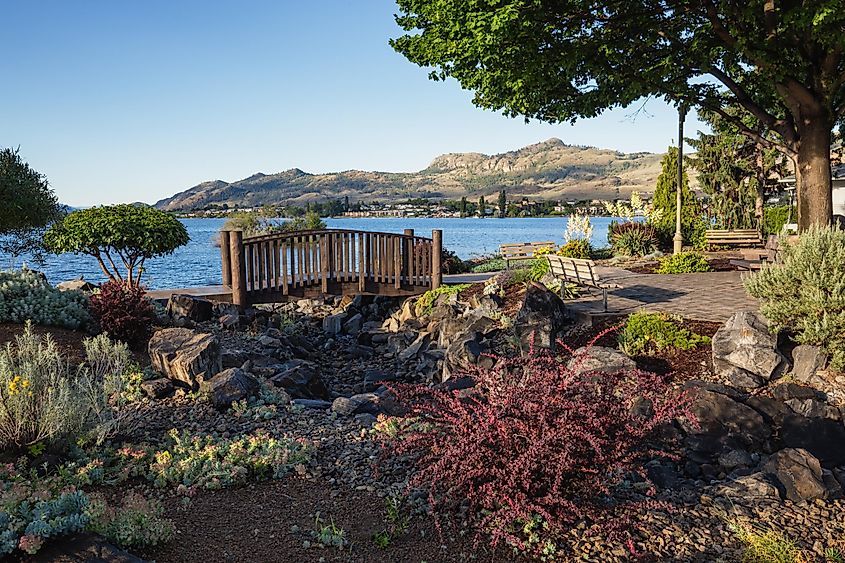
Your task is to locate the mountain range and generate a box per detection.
[153,138,670,211]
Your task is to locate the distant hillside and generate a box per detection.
[154,139,670,211]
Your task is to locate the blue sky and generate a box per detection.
[2,1,705,207]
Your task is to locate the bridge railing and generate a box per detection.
[219,228,443,307]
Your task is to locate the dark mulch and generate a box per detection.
[563,316,721,382]
[140,477,514,563]
[627,257,738,274]
[0,322,92,364]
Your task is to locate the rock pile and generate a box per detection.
[681,310,845,504]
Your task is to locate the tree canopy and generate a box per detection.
[44,204,190,287]
[0,148,62,264]
[392,0,845,227]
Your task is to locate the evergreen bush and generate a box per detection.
[557,239,592,259]
[745,226,845,370]
[651,147,707,248]
[763,205,791,235]
[0,269,89,329]
[618,312,710,356]
[655,252,712,274]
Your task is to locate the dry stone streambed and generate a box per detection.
[136,287,845,561]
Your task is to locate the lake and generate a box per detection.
[6,216,623,289]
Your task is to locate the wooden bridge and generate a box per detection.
[218,228,443,307]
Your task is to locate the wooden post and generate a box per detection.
[320,235,329,294]
[402,228,413,286]
[358,232,366,293]
[219,230,232,287]
[394,237,402,290]
[229,230,247,309]
[432,229,442,290]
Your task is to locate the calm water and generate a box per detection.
[6,217,622,289]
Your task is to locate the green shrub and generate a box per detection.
[763,205,792,235]
[87,492,173,549]
[0,324,131,451]
[745,226,845,371]
[440,247,469,274]
[609,221,659,257]
[470,257,507,273]
[618,312,710,356]
[557,239,592,259]
[655,252,712,274]
[415,284,470,315]
[0,268,89,329]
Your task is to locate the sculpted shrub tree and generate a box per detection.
[44,204,189,288]
[392,0,845,228]
[0,148,62,265]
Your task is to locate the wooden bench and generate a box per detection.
[546,255,621,312]
[500,241,555,269]
[729,234,794,271]
[705,229,763,248]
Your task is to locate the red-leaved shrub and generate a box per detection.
[89,281,155,347]
[383,336,694,558]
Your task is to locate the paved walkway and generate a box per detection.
[568,268,759,323]
[147,269,756,324]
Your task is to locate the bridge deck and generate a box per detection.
[147,273,492,304]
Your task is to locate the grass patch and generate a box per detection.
[730,521,806,563]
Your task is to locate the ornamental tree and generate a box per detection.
[0,148,62,264]
[44,205,189,287]
[391,0,845,228]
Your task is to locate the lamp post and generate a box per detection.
[673,104,687,255]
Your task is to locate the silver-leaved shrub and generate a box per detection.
[745,225,845,370]
[0,268,89,329]
[0,323,134,450]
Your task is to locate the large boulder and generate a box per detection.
[791,344,828,384]
[441,331,492,381]
[711,311,788,388]
[762,448,828,502]
[202,367,260,410]
[148,328,222,389]
[270,359,329,400]
[566,346,637,376]
[56,278,98,293]
[30,532,147,563]
[780,413,845,466]
[513,282,568,352]
[166,294,214,323]
[684,384,772,452]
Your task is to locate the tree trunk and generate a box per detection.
[754,151,765,231]
[795,118,833,229]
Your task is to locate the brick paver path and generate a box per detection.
[568,268,759,323]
